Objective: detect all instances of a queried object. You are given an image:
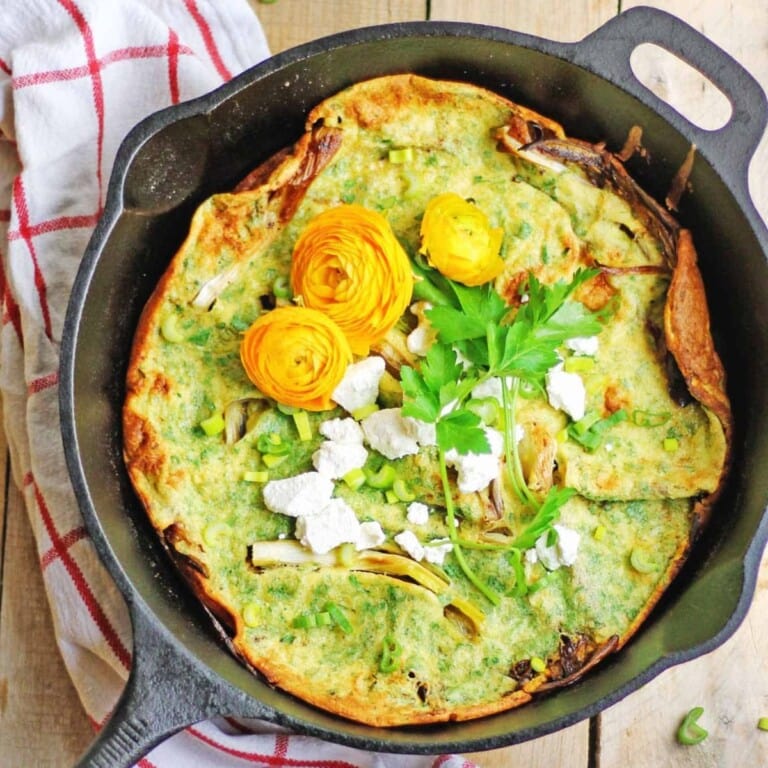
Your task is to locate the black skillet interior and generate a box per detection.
[60,8,768,765]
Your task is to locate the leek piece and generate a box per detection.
[203,521,230,547]
[160,313,185,343]
[630,547,657,574]
[564,356,595,373]
[365,464,396,489]
[292,410,312,441]
[244,470,269,483]
[342,467,366,491]
[593,524,607,541]
[388,147,414,164]
[352,403,380,420]
[392,478,415,502]
[242,603,260,628]
[200,412,226,436]
[385,489,399,504]
[263,453,288,468]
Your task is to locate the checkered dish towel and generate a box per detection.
[0,1,478,766]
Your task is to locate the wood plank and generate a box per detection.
[429,0,615,40]
[0,399,94,767]
[597,2,768,765]
[248,0,428,54]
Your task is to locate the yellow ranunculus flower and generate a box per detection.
[240,306,352,411]
[290,205,413,356]
[419,193,505,286]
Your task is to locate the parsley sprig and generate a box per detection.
[402,261,604,603]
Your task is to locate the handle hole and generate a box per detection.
[630,43,732,131]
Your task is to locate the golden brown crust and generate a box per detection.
[122,74,731,728]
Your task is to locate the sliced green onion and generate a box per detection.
[325,602,353,633]
[315,611,332,627]
[758,717,768,731]
[365,464,397,489]
[379,634,403,673]
[632,408,671,427]
[272,275,291,299]
[200,412,226,436]
[342,467,367,491]
[203,521,230,547]
[663,437,679,452]
[292,410,312,441]
[593,524,607,541]
[242,602,260,628]
[530,656,546,674]
[385,489,399,504]
[571,411,602,436]
[392,478,415,502]
[257,432,290,455]
[160,313,185,343]
[262,453,288,469]
[292,613,317,629]
[352,403,380,420]
[388,147,414,164]
[567,409,627,452]
[630,547,658,574]
[564,356,595,373]
[243,470,269,483]
[677,706,708,745]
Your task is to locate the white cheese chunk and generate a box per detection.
[423,538,453,565]
[361,408,422,459]
[332,356,385,413]
[406,501,430,526]
[295,498,360,555]
[534,524,581,571]
[319,417,364,444]
[445,426,504,493]
[406,415,437,447]
[545,363,586,421]
[394,530,425,561]
[356,520,386,550]
[565,335,599,356]
[312,440,368,479]
[263,472,334,518]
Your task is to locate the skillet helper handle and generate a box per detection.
[575,7,768,178]
[73,600,270,768]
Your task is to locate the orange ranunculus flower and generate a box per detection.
[240,306,352,411]
[290,205,413,356]
[419,193,505,286]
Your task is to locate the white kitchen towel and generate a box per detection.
[0,1,479,765]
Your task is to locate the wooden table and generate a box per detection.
[1,1,766,766]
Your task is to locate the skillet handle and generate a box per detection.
[73,599,271,768]
[574,7,768,178]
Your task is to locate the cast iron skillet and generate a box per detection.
[60,7,768,767]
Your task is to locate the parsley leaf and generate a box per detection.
[437,409,489,456]
[510,486,577,551]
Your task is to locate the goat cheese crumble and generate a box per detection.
[545,363,586,421]
[332,355,386,412]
